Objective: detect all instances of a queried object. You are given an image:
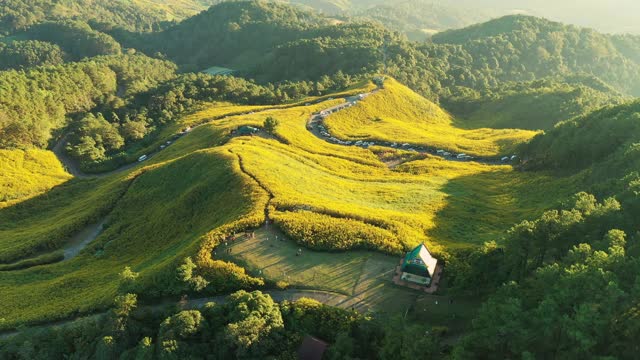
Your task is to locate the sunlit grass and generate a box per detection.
[0,78,581,329]
[324,78,539,156]
[0,149,71,207]
[0,149,262,328]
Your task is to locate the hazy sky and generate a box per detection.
[440,0,640,34]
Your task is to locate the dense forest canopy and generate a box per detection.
[0,54,176,149]
[0,0,182,34]
[433,15,640,95]
[519,100,640,174]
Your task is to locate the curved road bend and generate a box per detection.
[307,91,515,166]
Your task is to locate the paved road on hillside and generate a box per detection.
[0,289,361,340]
[50,99,318,179]
[306,90,515,166]
[52,133,173,179]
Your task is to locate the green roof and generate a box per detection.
[238,126,258,135]
[401,243,438,278]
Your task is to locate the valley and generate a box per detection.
[1,1,639,358]
[0,77,575,329]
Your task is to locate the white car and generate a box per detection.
[138,155,148,162]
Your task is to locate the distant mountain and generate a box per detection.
[353,1,499,41]
[433,15,640,95]
[438,0,640,35]
[121,1,384,77]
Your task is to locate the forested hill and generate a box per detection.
[118,3,640,101]
[433,15,640,96]
[519,100,640,177]
[0,0,212,34]
[114,0,400,84]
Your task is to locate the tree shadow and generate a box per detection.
[428,168,579,248]
[0,174,129,264]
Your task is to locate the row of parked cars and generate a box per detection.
[354,140,375,147]
[435,149,474,160]
[138,127,192,162]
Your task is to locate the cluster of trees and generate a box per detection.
[520,100,640,171]
[432,15,640,96]
[115,0,329,73]
[0,40,65,70]
[444,75,623,130]
[0,291,446,359]
[66,72,360,168]
[452,178,640,358]
[24,20,122,60]
[0,54,176,150]
[0,0,184,35]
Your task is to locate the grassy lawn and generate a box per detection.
[218,226,416,312]
[218,226,482,329]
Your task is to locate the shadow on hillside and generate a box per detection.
[0,176,125,265]
[427,168,576,248]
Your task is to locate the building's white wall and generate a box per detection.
[401,272,431,285]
